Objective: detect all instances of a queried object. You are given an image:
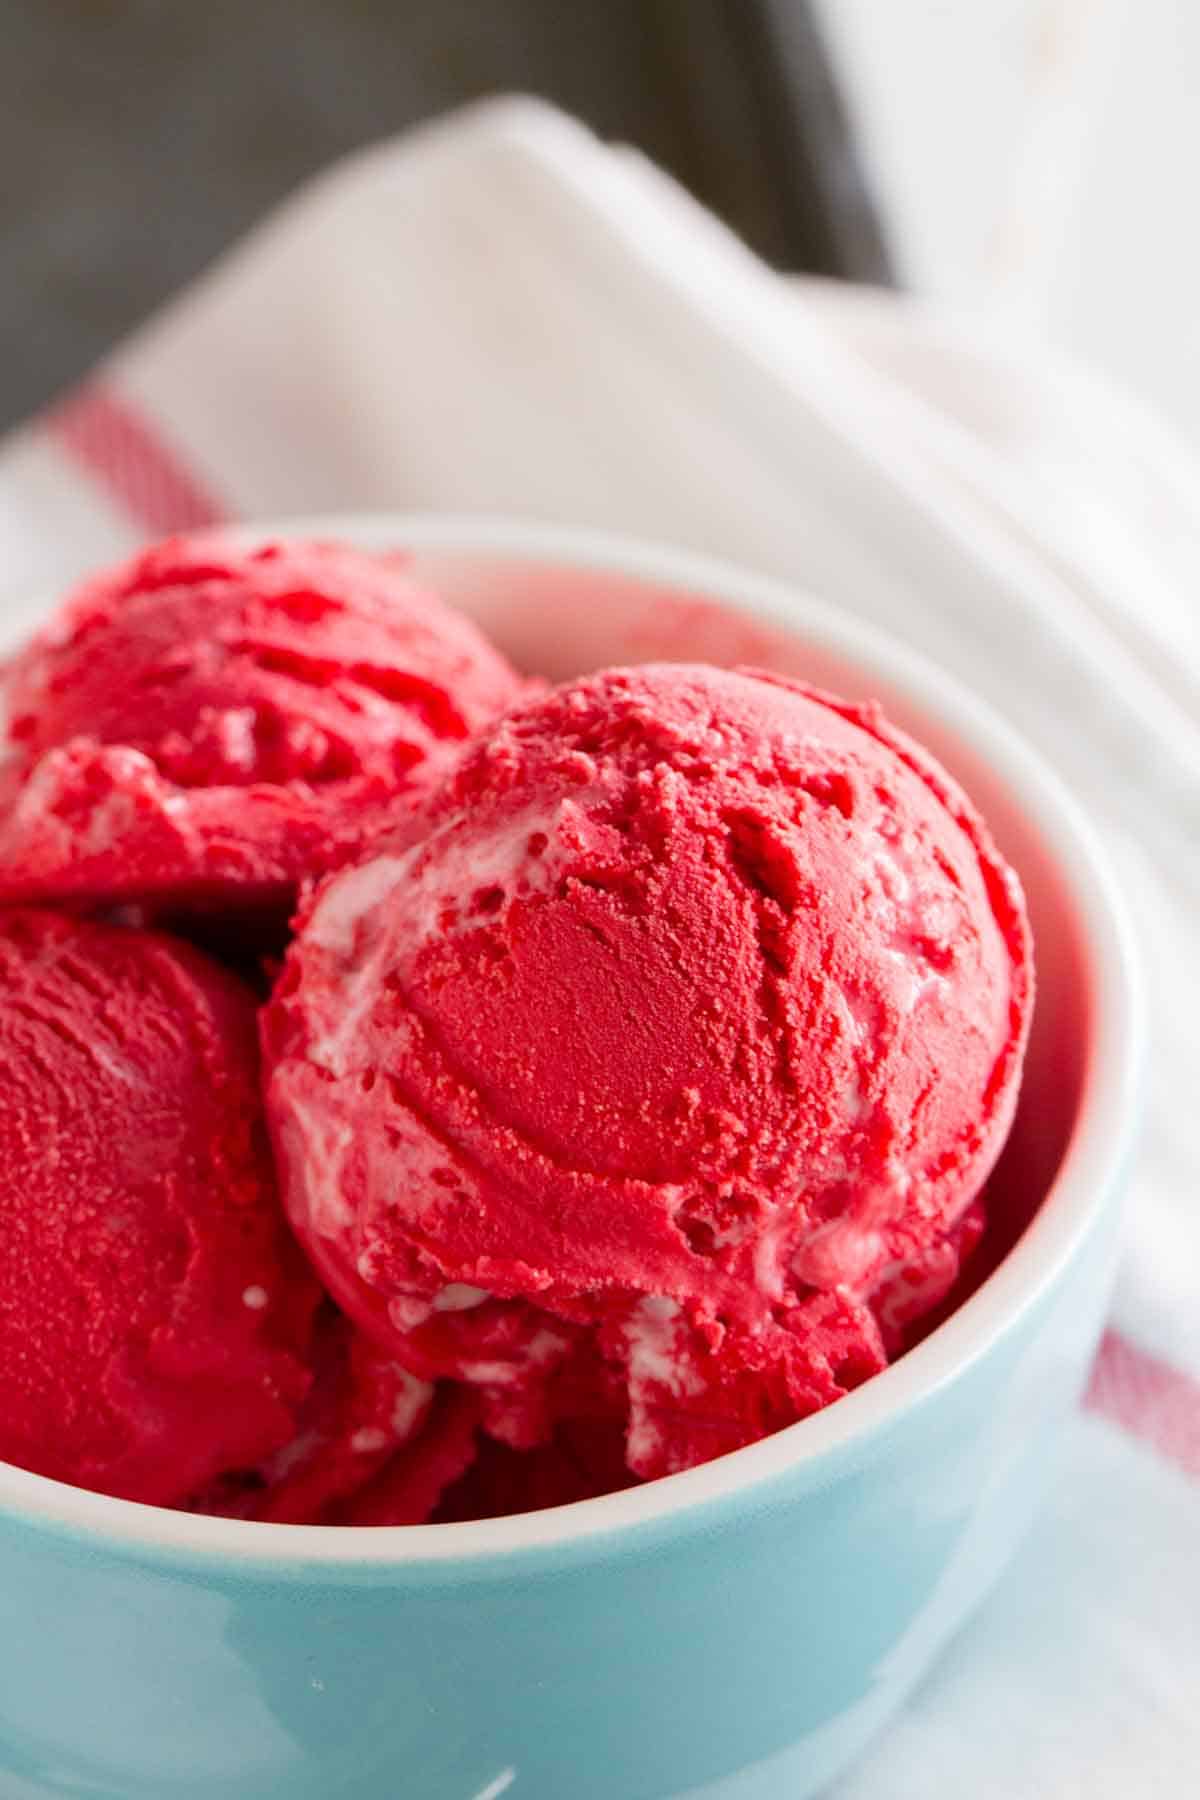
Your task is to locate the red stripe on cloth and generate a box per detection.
[1084,1328,1200,1479]
[44,382,229,535]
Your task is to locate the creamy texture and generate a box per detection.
[265,663,1033,1482]
[0,536,528,920]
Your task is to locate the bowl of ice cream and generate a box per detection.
[0,517,1140,1800]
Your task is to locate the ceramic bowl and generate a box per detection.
[0,518,1142,1800]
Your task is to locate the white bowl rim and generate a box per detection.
[0,513,1144,1568]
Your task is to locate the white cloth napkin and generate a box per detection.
[2,97,1197,1797]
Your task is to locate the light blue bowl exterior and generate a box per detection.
[0,1172,1122,1800]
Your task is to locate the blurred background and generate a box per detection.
[0,0,888,433]
[3,0,1195,437]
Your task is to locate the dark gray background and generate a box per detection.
[0,0,888,432]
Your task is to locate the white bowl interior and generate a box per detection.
[0,519,1138,1563]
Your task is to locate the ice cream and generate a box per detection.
[0,537,527,923]
[264,662,1033,1482]
[0,520,1035,1521]
[191,1304,454,1524]
[337,1387,484,1526]
[0,908,319,1507]
[0,901,477,1524]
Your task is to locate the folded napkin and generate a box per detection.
[2,98,1196,1797]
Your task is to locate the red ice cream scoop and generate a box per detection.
[264,662,1033,1482]
[187,1305,464,1526]
[0,536,527,922]
[0,909,319,1506]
